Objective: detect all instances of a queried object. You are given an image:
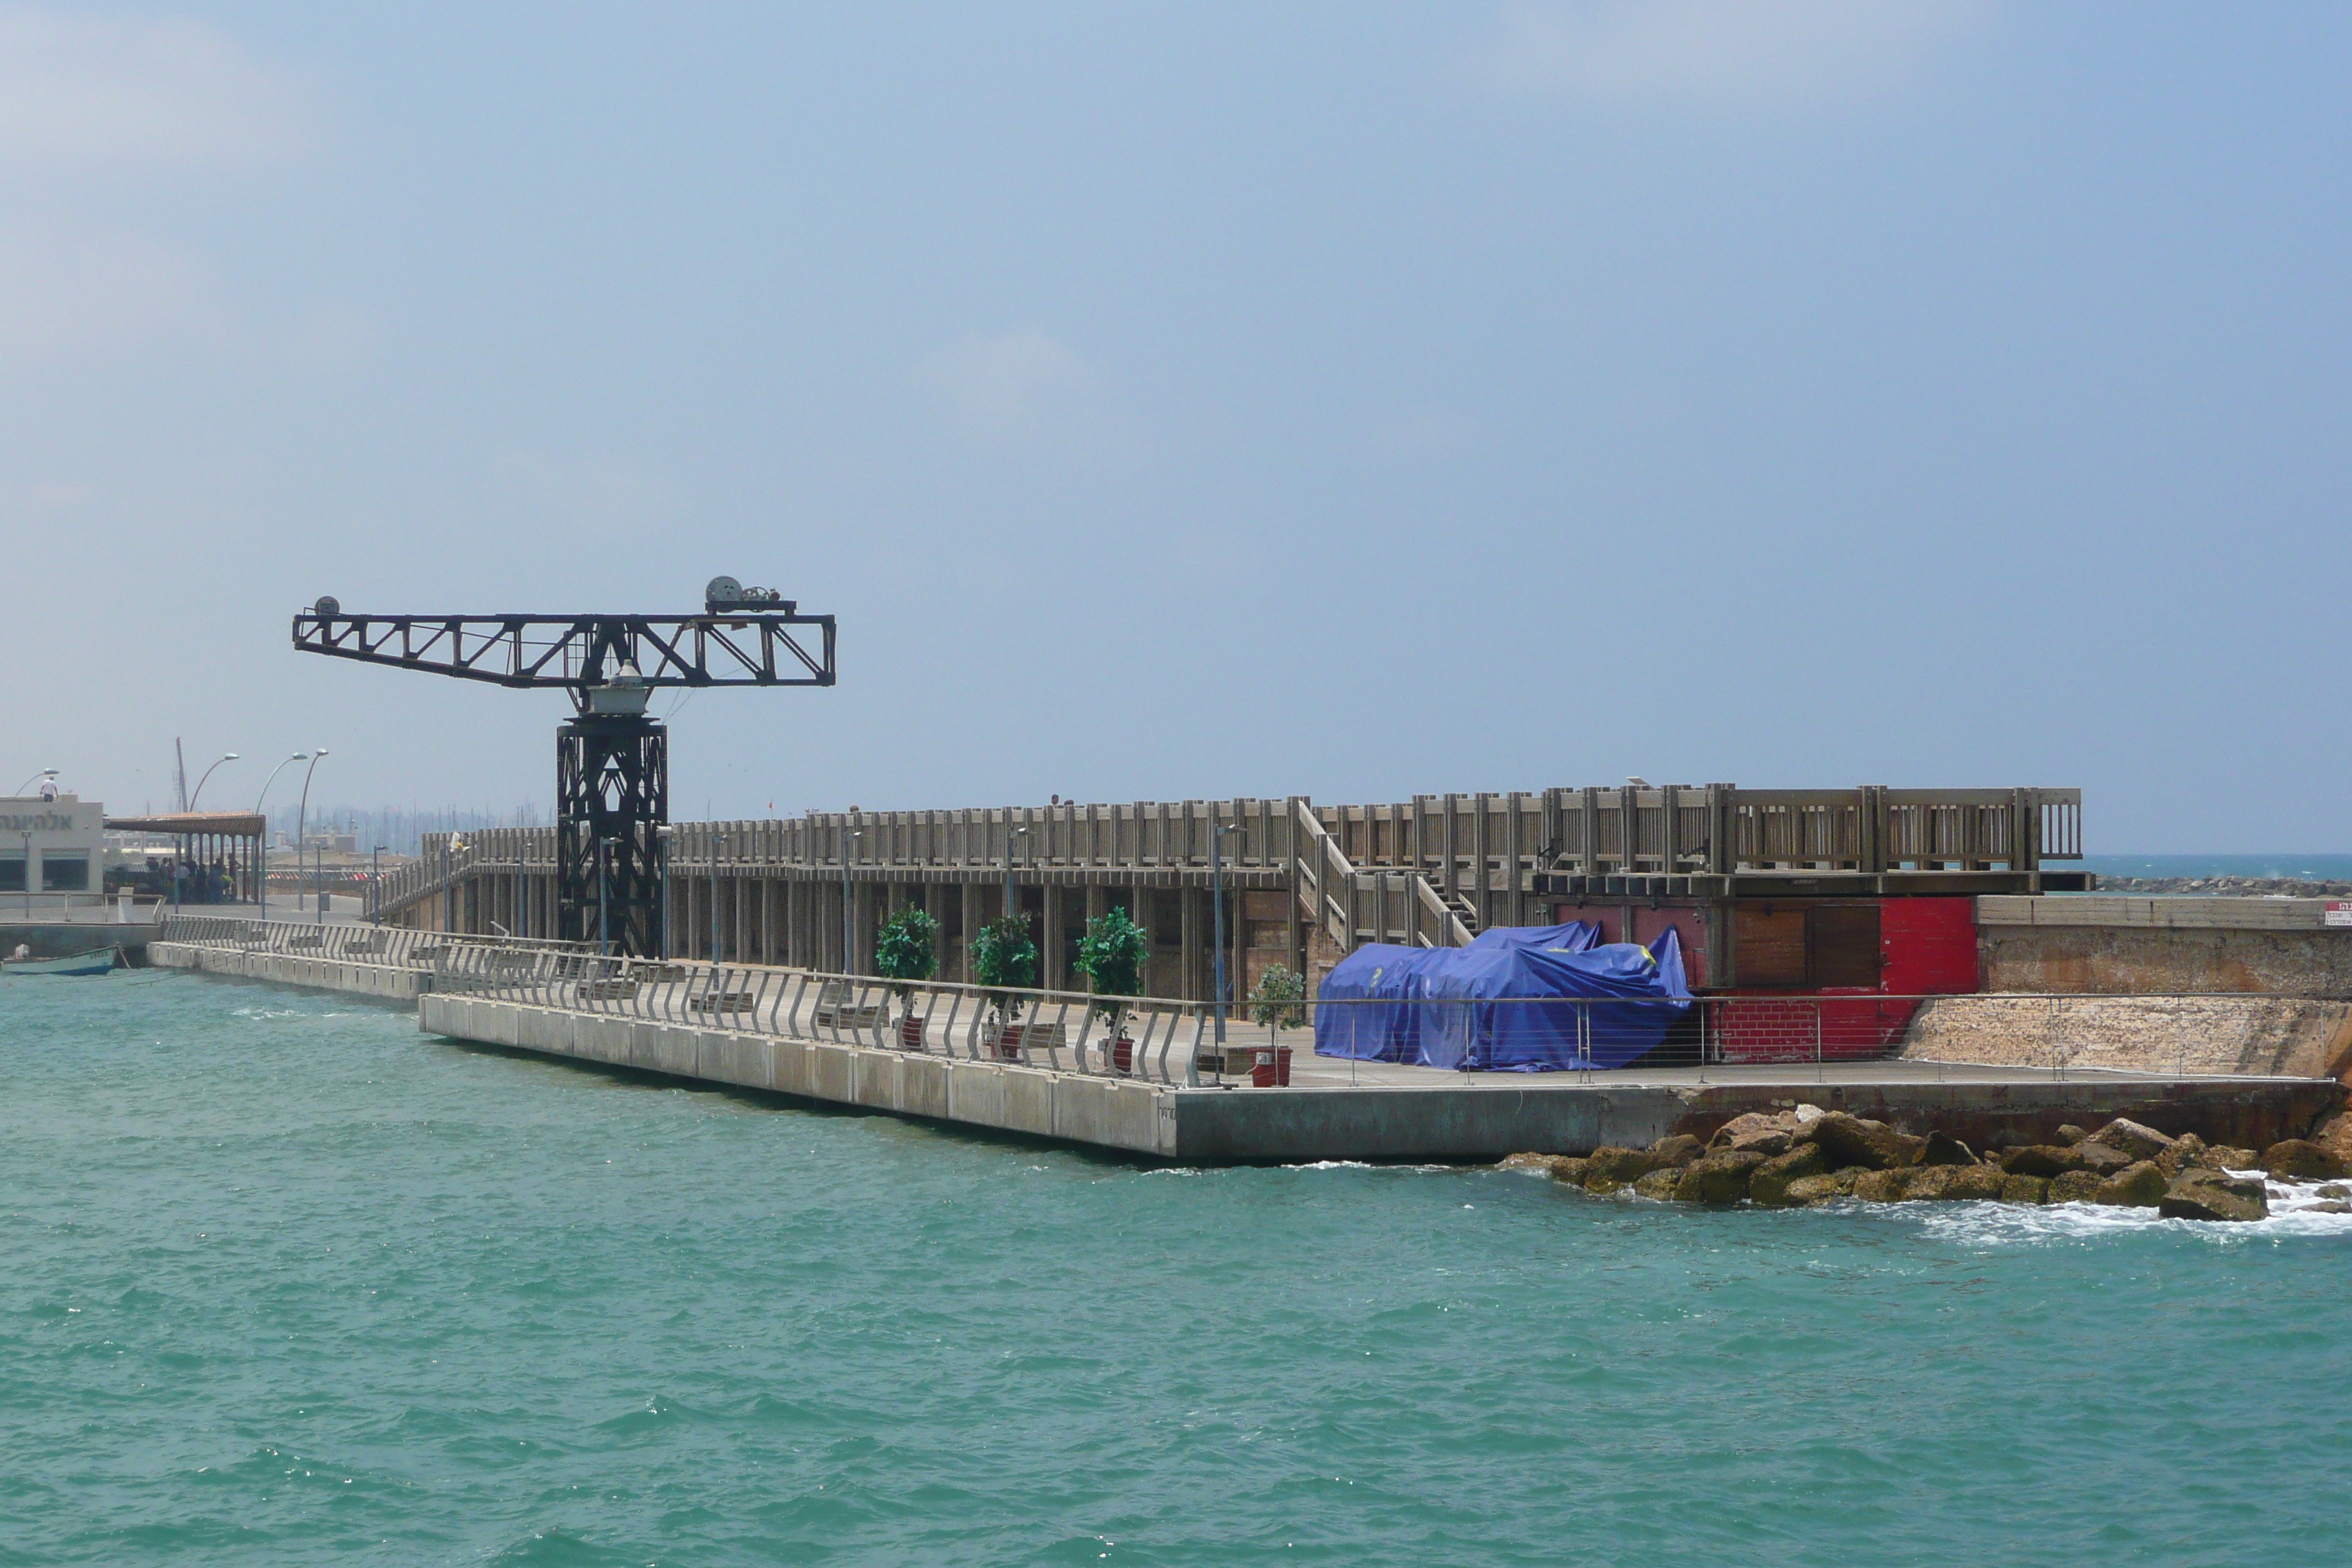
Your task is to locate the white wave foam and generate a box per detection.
[1905,1175,2352,1246]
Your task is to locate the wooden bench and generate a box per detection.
[284,933,323,949]
[811,979,886,1032]
[687,990,757,1014]
[581,978,638,1001]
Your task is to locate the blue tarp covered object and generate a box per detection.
[1315,924,1691,1071]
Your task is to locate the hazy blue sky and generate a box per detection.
[2,2,2345,848]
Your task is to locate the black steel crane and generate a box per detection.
[291,577,835,955]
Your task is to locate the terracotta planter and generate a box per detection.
[1251,1047,1293,1088]
[1110,1036,1134,1074]
[900,1014,927,1050]
[994,1025,1026,1060]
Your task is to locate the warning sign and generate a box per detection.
[2328,902,2352,928]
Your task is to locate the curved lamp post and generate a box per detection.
[295,750,328,926]
[187,753,239,810]
[253,753,308,916]
[13,768,57,796]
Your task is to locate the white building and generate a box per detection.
[0,794,106,902]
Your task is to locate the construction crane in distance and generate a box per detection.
[291,576,837,956]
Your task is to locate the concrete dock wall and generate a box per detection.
[419,992,1175,1156]
[148,941,426,1001]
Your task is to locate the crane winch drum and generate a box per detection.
[291,581,836,955]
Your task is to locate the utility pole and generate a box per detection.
[1211,813,1242,1049]
[841,828,863,974]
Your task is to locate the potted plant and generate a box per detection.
[1073,905,1148,1073]
[970,913,1039,1058]
[875,905,940,1048]
[1248,963,1307,1085]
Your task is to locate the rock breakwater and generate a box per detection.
[1504,1109,2352,1222]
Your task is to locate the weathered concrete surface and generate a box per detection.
[148,941,425,1000]
[1901,994,2352,1081]
[1980,896,2352,996]
[1166,1077,2340,1164]
[420,993,2340,1164]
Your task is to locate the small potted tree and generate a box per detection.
[1073,905,1149,1074]
[970,913,1039,1059]
[1249,963,1308,1085]
[875,905,940,1049]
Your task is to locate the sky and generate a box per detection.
[1,1,2346,850]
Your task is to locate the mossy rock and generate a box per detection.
[1850,1167,1915,1202]
[1632,1168,1683,1200]
[1809,1112,1926,1172]
[2087,1118,2176,1161]
[2001,1145,2083,1178]
[2159,1168,2269,1222]
[1672,1150,1768,1204]
[1942,1164,2010,1202]
[2046,1170,2104,1205]
[2261,1139,2346,1180]
[1587,1146,1662,1183]
[2000,1173,2051,1205]
[2091,1160,2169,1207]
[1918,1131,1978,1167]
[1549,1157,1593,1188]
[1781,1171,1859,1205]
[1749,1145,1829,1206]
[1644,1134,1705,1169]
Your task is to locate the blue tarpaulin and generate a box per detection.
[1315,924,1691,1071]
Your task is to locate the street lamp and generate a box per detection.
[12,768,57,796]
[370,845,388,925]
[842,828,864,975]
[657,825,675,960]
[187,753,239,810]
[1211,815,1243,1049]
[253,753,308,916]
[294,750,328,927]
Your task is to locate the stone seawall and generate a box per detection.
[1901,994,2352,1080]
[148,941,426,1001]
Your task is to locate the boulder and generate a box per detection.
[1943,1164,2010,1201]
[1850,1167,1916,1202]
[1904,1165,1960,1200]
[1808,1112,1927,1172]
[1749,1145,1830,1206]
[1782,1171,1859,1205]
[1918,1131,1978,1167]
[1584,1175,1625,1196]
[2316,1184,2351,1201]
[2054,1124,2088,1145]
[2046,1170,2105,1205]
[2091,1161,2169,1207]
[1728,1128,1795,1158]
[2158,1169,2269,1222]
[2001,1174,2051,1205]
[2085,1118,2176,1162]
[1708,1111,1786,1147]
[1586,1146,1662,1183]
[1549,1158,1593,1188]
[1645,1134,1706,1169]
[2204,1147,2261,1172]
[1673,1150,1768,1204]
[2311,1112,2352,1168]
[2260,1140,2346,1180]
[2310,1201,2352,1215]
[2155,1134,2207,1178]
[1633,1168,1684,1200]
[2001,1145,2083,1178]
[1500,1152,1569,1175]
[2072,1142,2137,1176]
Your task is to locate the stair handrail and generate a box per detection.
[1411,873,1476,948]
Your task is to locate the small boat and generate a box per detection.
[1,946,121,977]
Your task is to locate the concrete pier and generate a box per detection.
[149,939,2342,1163]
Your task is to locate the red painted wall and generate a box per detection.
[1881,897,1979,995]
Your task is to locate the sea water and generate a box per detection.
[4,970,2350,1567]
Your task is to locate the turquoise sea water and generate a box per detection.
[5,972,2351,1566]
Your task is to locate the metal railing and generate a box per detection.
[160,914,589,967]
[427,947,1243,1088]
